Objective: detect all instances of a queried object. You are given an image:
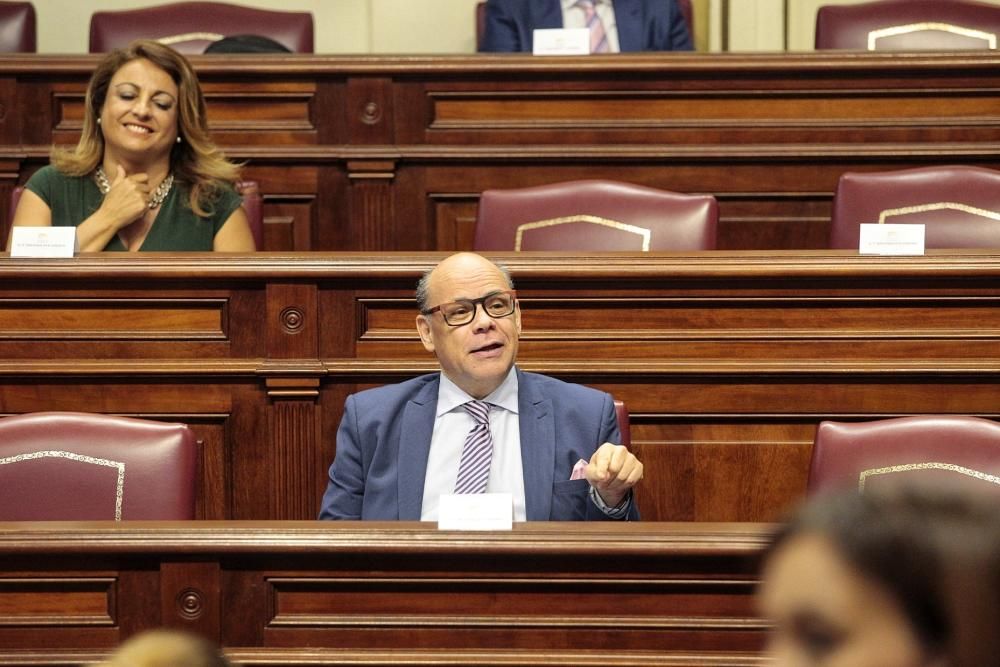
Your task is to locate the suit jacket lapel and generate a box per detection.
[397,377,439,520]
[518,370,555,520]
[614,0,642,52]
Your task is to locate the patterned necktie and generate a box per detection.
[454,400,493,494]
[577,0,610,54]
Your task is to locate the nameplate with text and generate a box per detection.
[858,223,925,256]
[533,29,590,56]
[10,227,77,258]
[438,493,513,531]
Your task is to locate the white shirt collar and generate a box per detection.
[436,366,519,418]
[562,0,609,9]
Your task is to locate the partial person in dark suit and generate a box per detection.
[480,0,693,53]
[319,252,643,521]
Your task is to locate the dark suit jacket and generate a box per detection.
[481,0,693,53]
[319,368,638,521]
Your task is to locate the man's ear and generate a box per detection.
[416,314,435,353]
[514,301,522,335]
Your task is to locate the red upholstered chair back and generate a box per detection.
[829,165,1000,249]
[475,0,694,51]
[474,180,718,251]
[613,399,631,449]
[236,180,263,250]
[7,184,23,231]
[816,0,1000,50]
[0,1,35,52]
[476,2,487,50]
[89,1,314,53]
[677,0,694,37]
[808,416,1000,494]
[0,412,197,520]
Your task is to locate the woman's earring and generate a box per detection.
[96,117,101,125]
[176,136,182,144]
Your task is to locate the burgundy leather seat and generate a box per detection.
[816,0,1000,51]
[7,182,262,250]
[0,412,197,520]
[474,180,718,251]
[613,399,630,449]
[829,165,1000,249]
[0,1,35,52]
[808,416,1000,494]
[236,180,263,250]
[89,1,314,54]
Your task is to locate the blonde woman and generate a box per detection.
[12,39,254,252]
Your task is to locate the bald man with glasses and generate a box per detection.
[319,252,642,522]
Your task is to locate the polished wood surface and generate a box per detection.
[2,251,998,522]
[0,521,772,667]
[1,52,1000,250]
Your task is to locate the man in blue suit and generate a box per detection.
[481,0,693,53]
[319,252,643,521]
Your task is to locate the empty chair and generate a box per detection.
[0,412,197,520]
[816,0,1000,51]
[829,165,1000,249]
[474,179,717,251]
[808,416,1000,494]
[89,1,314,54]
[0,1,35,52]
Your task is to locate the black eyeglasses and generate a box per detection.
[422,290,517,327]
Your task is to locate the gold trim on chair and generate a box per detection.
[514,215,651,251]
[859,461,1000,491]
[868,23,997,50]
[877,201,1000,225]
[0,450,126,520]
[157,32,225,46]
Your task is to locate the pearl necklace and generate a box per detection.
[94,167,174,210]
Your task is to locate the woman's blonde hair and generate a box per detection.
[52,39,240,217]
[92,629,234,667]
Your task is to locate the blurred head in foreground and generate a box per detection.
[92,629,234,667]
[758,485,1000,667]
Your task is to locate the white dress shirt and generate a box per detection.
[561,0,621,53]
[420,367,526,521]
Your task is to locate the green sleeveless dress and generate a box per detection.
[25,165,242,251]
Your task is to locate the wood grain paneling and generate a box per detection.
[1,252,998,523]
[3,53,1000,251]
[0,522,771,665]
[0,578,115,626]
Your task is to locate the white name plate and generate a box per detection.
[10,226,77,258]
[859,223,925,256]
[533,28,590,56]
[438,493,513,531]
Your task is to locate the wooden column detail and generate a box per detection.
[266,380,322,519]
[265,282,322,519]
[348,160,397,250]
[159,561,221,638]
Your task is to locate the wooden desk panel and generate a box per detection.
[1,252,998,523]
[2,53,1000,250]
[0,522,771,667]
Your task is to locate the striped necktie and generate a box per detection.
[454,400,493,494]
[577,0,610,54]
